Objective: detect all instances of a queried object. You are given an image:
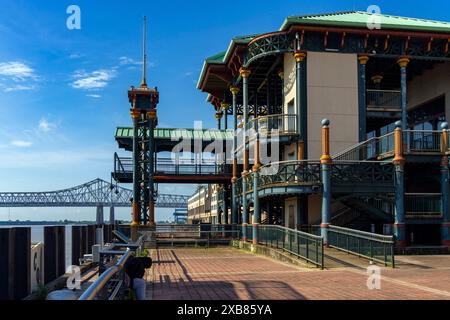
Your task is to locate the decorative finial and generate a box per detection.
[140,16,147,88]
[322,118,330,127]
[395,120,402,129]
[441,122,448,130]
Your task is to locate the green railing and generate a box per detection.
[331,161,394,186]
[241,224,253,242]
[328,225,395,267]
[258,160,321,188]
[249,225,324,268]
[405,193,442,218]
[235,161,322,196]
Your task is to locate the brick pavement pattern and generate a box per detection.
[146,247,450,300]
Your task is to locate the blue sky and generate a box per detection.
[0,0,449,222]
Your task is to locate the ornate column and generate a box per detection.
[358,55,369,142]
[393,121,406,247]
[294,51,307,159]
[252,127,261,245]
[147,109,157,227]
[230,86,240,225]
[240,67,251,240]
[130,109,141,227]
[215,111,223,130]
[221,102,229,130]
[440,122,450,246]
[397,57,410,130]
[320,119,332,245]
[223,188,229,224]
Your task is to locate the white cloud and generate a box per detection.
[119,56,142,66]
[86,94,101,98]
[38,118,56,132]
[119,56,154,68]
[0,61,39,92]
[4,84,36,92]
[69,53,83,59]
[10,140,32,147]
[0,61,36,81]
[71,69,116,90]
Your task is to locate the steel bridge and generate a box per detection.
[0,178,189,208]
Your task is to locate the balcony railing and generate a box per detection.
[403,130,441,153]
[331,161,394,186]
[258,160,322,190]
[366,89,402,111]
[246,114,298,137]
[156,158,229,175]
[333,130,442,161]
[113,154,230,176]
[405,193,442,218]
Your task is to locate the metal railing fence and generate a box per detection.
[327,225,395,267]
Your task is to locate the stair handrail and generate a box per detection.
[332,131,395,161]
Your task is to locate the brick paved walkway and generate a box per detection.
[146,247,450,300]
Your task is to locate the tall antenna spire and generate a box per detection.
[140,16,147,88]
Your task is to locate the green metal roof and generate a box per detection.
[198,11,450,94]
[197,34,261,90]
[205,51,226,63]
[116,127,233,141]
[280,11,450,33]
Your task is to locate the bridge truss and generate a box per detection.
[0,178,189,208]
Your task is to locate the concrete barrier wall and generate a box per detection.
[0,228,31,300]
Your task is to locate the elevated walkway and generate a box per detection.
[112,153,232,184]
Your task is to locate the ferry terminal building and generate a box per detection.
[193,11,450,248]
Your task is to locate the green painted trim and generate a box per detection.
[280,11,450,33]
[197,34,260,89]
[115,127,234,141]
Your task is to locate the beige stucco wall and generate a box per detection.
[307,51,360,158]
[407,61,450,118]
[282,51,359,159]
